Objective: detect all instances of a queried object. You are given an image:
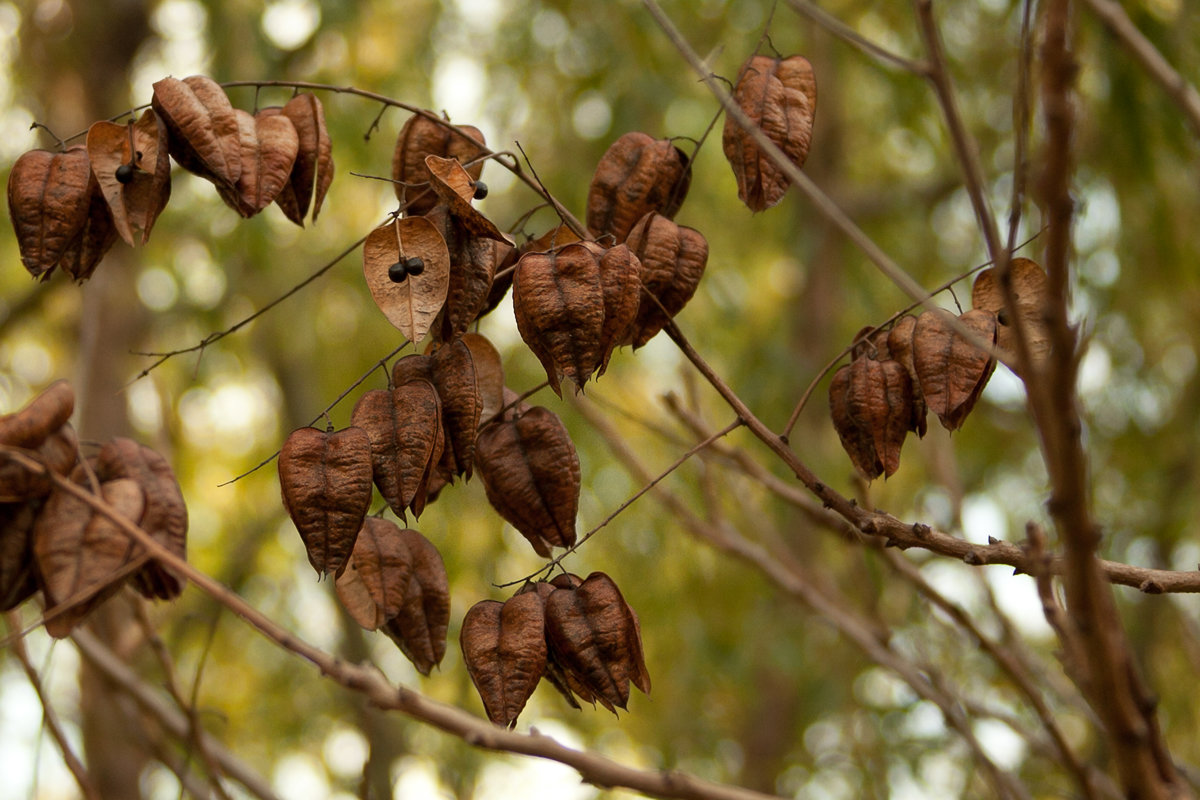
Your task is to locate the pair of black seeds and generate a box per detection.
[389,256,426,282]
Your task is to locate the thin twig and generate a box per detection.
[784,0,929,74]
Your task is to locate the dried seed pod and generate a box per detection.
[350,380,444,519]
[426,205,516,341]
[56,179,119,283]
[85,109,172,246]
[34,477,146,638]
[424,155,510,244]
[429,338,482,480]
[392,113,486,216]
[723,54,817,211]
[596,244,641,375]
[335,516,413,630]
[544,572,650,712]
[586,131,691,242]
[7,146,96,279]
[0,501,40,612]
[364,216,451,343]
[886,316,928,437]
[265,93,334,225]
[151,75,242,191]
[828,356,914,479]
[215,109,300,218]
[913,308,998,432]
[461,333,506,426]
[623,212,709,347]
[474,406,579,556]
[382,527,450,675]
[971,257,1052,372]
[0,380,75,448]
[519,224,582,257]
[94,438,189,600]
[515,580,600,711]
[0,423,78,503]
[460,593,547,727]
[279,426,374,577]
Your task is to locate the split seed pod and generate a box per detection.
[723,54,817,212]
[424,155,510,243]
[279,426,374,577]
[474,405,579,556]
[623,212,709,348]
[86,110,172,246]
[364,216,451,342]
[587,131,691,242]
[7,146,101,279]
[263,93,334,225]
[151,75,242,192]
[912,308,998,431]
[392,113,486,216]
[971,257,1052,372]
[460,593,547,728]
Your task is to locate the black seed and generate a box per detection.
[472,180,488,200]
[997,309,1009,326]
[115,163,135,184]
[404,256,425,276]
[388,261,408,282]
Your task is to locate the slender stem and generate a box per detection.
[784,0,929,74]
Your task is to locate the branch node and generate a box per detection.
[912,522,932,540]
[962,548,983,566]
[1138,579,1164,595]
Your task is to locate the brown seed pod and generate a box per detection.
[544,571,651,712]
[424,155,510,244]
[886,316,928,437]
[461,333,506,426]
[515,580,600,711]
[363,216,451,343]
[460,593,547,728]
[151,75,242,191]
[335,516,413,631]
[58,175,119,283]
[350,380,444,519]
[0,501,40,612]
[429,338,482,480]
[392,113,486,216]
[278,425,374,577]
[382,527,450,675]
[912,308,998,432]
[0,380,75,448]
[86,109,172,246]
[722,54,817,212]
[214,109,300,218]
[586,131,691,242]
[474,405,579,556]
[264,92,334,225]
[94,438,189,600]
[34,477,146,638]
[971,257,1052,372]
[623,212,709,348]
[7,146,97,279]
[596,244,642,375]
[0,423,78,503]
[425,205,516,342]
[828,356,914,479]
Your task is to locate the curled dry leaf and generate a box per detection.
[460,593,547,728]
[266,93,334,225]
[424,155,510,244]
[7,146,97,279]
[34,477,146,638]
[912,308,998,432]
[0,501,40,612]
[363,215,451,343]
[382,527,450,675]
[544,571,651,712]
[828,356,914,479]
[623,212,709,348]
[586,131,691,242]
[474,405,579,557]
[971,257,1052,371]
[151,75,242,191]
[392,112,486,216]
[86,110,172,246]
[722,54,817,212]
[335,516,412,631]
[217,109,300,218]
[351,379,444,519]
[279,426,374,577]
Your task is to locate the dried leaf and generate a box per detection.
[474,405,579,556]
[586,131,691,242]
[913,309,998,431]
[722,54,817,211]
[363,216,451,342]
[460,593,547,727]
[151,75,242,191]
[216,109,300,217]
[382,527,450,675]
[623,212,709,347]
[0,501,39,612]
[279,426,374,577]
[424,155,510,244]
[86,110,172,246]
[335,516,412,631]
[392,113,486,216]
[35,477,146,638]
[971,257,1052,371]
[7,146,95,279]
[351,380,444,519]
[267,93,334,224]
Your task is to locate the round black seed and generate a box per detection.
[388,261,408,282]
[472,180,489,200]
[404,256,425,276]
[115,163,135,184]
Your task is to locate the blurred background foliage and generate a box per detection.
[1,0,1199,798]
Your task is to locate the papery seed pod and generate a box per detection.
[0,501,40,612]
[913,309,998,432]
[279,426,373,577]
[56,177,119,283]
[425,205,515,341]
[382,527,450,675]
[215,109,300,218]
[34,477,146,638]
[971,257,1052,372]
[460,593,547,728]
[0,424,78,503]
[94,438,189,600]
[596,244,642,375]
[151,75,242,192]
[461,333,506,426]
[350,380,443,519]
[86,110,172,246]
[623,212,709,348]
[723,54,817,212]
[265,93,334,225]
[515,580,600,711]
[363,216,451,343]
[474,406,579,556]
[850,326,890,362]
[335,516,412,631]
[429,338,482,480]
[392,113,486,216]
[587,131,691,242]
[830,363,880,480]
[424,155,510,244]
[544,571,650,712]
[7,146,96,279]
[0,380,74,448]
[844,356,913,478]
[886,316,928,437]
